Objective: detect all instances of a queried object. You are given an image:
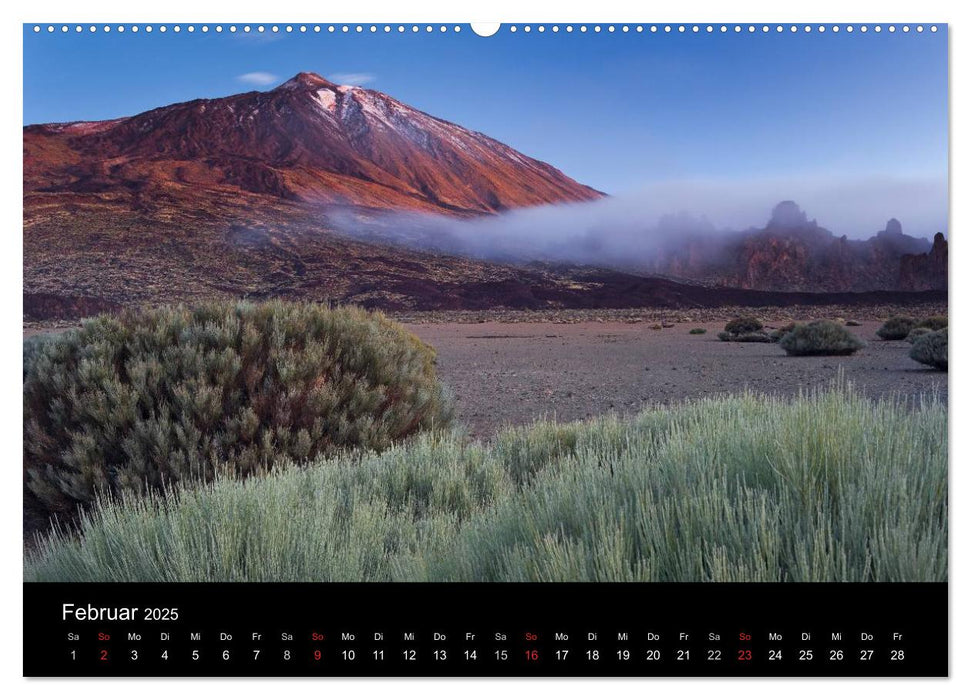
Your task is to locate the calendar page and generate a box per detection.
[22,21,948,677]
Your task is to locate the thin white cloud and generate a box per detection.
[329,72,376,86]
[236,72,279,87]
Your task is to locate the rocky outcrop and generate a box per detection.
[648,203,942,293]
[899,232,948,291]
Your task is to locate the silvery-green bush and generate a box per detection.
[23,301,452,528]
[916,315,948,331]
[26,385,947,583]
[779,320,865,356]
[877,316,917,340]
[906,327,934,344]
[910,328,947,371]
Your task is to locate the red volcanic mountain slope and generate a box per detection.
[24,71,602,217]
[23,74,943,317]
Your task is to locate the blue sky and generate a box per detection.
[23,24,947,219]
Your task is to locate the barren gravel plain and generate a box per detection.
[25,303,947,441]
[405,316,947,438]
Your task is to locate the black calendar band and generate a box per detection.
[24,582,947,677]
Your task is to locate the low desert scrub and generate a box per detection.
[907,327,933,344]
[718,316,772,342]
[724,316,763,334]
[877,316,917,340]
[718,331,773,342]
[910,328,947,371]
[689,328,707,335]
[26,385,946,583]
[769,322,797,342]
[916,315,948,331]
[23,301,453,527]
[779,320,865,356]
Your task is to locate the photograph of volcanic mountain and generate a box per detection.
[24,66,946,317]
[23,25,947,584]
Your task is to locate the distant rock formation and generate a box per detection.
[647,203,943,293]
[899,232,948,291]
[767,200,812,229]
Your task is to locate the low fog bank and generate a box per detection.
[325,176,947,271]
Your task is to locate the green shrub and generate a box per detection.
[916,315,948,331]
[23,333,56,379]
[23,301,453,528]
[779,320,865,356]
[718,316,771,342]
[876,316,917,340]
[724,316,764,335]
[689,328,707,335]
[769,322,797,342]
[906,327,933,344]
[910,328,947,371]
[718,330,772,343]
[26,385,947,583]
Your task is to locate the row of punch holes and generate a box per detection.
[32,24,940,35]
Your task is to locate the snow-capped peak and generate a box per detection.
[278,72,335,91]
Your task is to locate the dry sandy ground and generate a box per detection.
[405,320,948,438]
